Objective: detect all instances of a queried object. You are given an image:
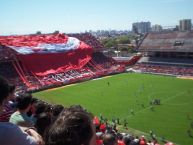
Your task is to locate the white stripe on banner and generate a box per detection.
[9,37,80,54]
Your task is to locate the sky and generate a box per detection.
[0,0,193,35]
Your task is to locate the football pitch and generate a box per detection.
[34,73,193,145]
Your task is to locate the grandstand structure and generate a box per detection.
[134,31,193,76]
[0,33,125,93]
[139,31,193,58]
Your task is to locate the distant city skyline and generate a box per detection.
[0,0,193,35]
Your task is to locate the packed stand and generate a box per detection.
[0,51,125,93]
[133,63,193,76]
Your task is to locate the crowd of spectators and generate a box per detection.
[0,76,44,145]
[35,57,123,91]
[133,63,193,76]
[0,52,124,93]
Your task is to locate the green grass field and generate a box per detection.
[34,73,193,145]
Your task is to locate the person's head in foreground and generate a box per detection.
[45,105,96,145]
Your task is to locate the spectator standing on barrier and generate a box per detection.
[0,76,44,145]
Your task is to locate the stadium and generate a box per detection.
[1,31,193,145]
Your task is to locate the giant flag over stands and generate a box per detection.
[0,34,93,76]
